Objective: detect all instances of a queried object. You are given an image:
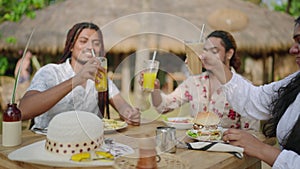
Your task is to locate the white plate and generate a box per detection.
[103,119,128,133]
[163,117,194,130]
[186,128,225,142]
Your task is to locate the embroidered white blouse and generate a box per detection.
[222,71,300,169]
[156,71,260,131]
[27,59,119,129]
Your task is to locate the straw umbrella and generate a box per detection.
[0,0,294,56]
[0,0,296,90]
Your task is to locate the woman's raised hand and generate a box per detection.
[139,72,161,90]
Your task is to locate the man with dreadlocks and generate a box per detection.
[19,22,140,130]
[200,16,300,168]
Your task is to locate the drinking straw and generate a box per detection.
[152,51,157,63]
[11,28,35,104]
[91,49,96,57]
[199,24,205,41]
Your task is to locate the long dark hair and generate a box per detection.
[207,30,241,71]
[58,22,105,63]
[263,72,300,153]
[263,16,300,154]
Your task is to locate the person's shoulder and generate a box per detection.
[288,70,300,78]
[188,71,210,80]
[275,70,300,84]
[36,63,63,73]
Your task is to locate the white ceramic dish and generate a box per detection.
[163,117,194,130]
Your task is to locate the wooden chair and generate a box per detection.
[165,72,187,93]
[0,76,31,130]
[0,76,30,110]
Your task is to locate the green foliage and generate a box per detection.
[4,36,17,44]
[0,0,47,23]
[0,0,61,44]
[0,56,8,75]
[273,0,300,17]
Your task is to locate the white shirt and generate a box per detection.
[222,71,300,169]
[27,59,119,129]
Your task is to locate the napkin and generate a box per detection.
[187,142,244,159]
[31,127,48,135]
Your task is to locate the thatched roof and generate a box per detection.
[0,0,295,56]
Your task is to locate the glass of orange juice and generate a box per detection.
[143,60,159,92]
[95,57,108,92]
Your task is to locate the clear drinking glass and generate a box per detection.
[184,39,205,75]
[95,57,108,92]
[142,60,160,92]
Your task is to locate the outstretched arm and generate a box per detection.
[199,52,232,84]
[110,93,140,126]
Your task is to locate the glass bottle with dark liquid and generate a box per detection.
[2,103,22,147]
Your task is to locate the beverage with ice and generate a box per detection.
[95,57,107,92]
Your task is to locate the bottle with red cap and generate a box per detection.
[2,103,22,147]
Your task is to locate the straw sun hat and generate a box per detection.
[8,111,133,167]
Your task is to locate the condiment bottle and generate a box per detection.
[2,103,22,147]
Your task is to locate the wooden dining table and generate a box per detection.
[0,119,270,169]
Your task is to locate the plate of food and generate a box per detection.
[163,117,194,130]
[103,119,128,133]
[186,112,224,142]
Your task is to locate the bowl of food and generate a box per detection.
[187,112,223,141]
[163,117,194,130]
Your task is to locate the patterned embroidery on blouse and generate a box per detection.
[184,91,193,101]
[244,123,249,128]
[172,97,176,102]
[211,100,216,105]
[228,109,236,120]
[203,86,207,98]
[192,104,195,110]
[203,106,207,112]
[230,122,241,129]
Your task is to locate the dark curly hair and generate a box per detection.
[263,16,300,154]
[207,30,241,71]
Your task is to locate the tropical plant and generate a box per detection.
[273,0,300,17]
[0,56,8,75]
[0,0,47,23]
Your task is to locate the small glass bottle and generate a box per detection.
[2,103,22,147]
